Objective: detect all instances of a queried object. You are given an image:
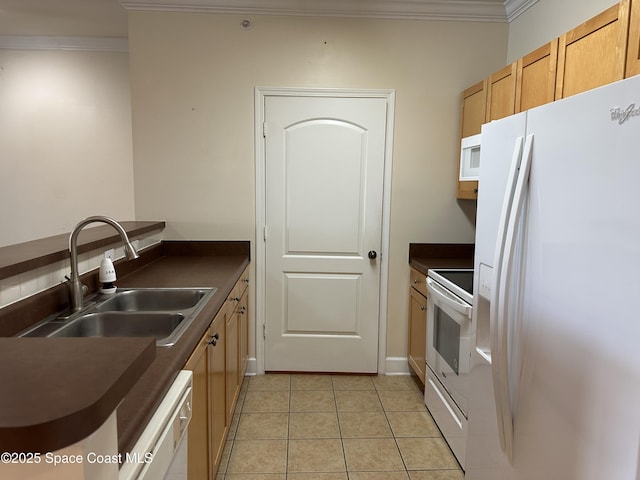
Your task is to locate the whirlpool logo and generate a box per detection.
[610,103,640,124]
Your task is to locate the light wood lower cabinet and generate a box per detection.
[238,287,249,386]
[225,266,250,424]
[186,307,227,480]
[225,300,239,425]
[408,267,428,385]
[185,327,210,480]
[185,265,250,480]
[208,312,227,474]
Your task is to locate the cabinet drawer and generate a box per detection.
[409,267,428,297]
[238,266,249,296]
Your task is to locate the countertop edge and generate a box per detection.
[0,241,250,456]
[0,337,156,453]
[0,221,166,281]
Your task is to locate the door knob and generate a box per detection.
[368,250,377,260]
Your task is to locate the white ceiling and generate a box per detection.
[0,0,535,37]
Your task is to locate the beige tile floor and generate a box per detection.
[215,374,464,480]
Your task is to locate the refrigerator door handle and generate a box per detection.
[490,135,524,461]
[493,133,534,462]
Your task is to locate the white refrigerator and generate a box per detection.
[467,75,640,480]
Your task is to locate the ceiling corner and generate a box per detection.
[504,0,539,22]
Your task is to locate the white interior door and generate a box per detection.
[263,93,389,373]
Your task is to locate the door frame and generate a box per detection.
[254,86,395,375]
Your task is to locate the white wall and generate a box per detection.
[507,0,619,62]
[0,49,136,247]
[128,12,508,360]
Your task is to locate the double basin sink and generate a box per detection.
[20,287,217,347]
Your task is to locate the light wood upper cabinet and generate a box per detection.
[556,0,631,99]
[627,0,640,77]
[516,39,558,112]
[457,81,486,200]
[485,62,517,122]
[460,80,487,138]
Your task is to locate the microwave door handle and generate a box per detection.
[490,135,524,460]
[426,278,472,318]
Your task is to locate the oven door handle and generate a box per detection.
[426,278,472,318]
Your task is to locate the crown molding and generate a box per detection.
[505,0,538,22]
[120,0,517,22]
[0,36,128,52]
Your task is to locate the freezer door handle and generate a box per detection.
[491,134,533,462]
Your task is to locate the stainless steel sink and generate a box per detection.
[94,288,211,312]
[51,312,185,341]
[19,287,217,347]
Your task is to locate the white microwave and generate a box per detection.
[459,133,481,181]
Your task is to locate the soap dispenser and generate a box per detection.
[99,258,117,294]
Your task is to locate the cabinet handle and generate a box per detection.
[420,306,426,311]
[413,279,419,284]
[243,278,249,284]
[208,332,220,346]
[240,306,246,314]
[231,296,241,302]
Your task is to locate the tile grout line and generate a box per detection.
[331,375,350,480]
[285,374,291,477]
[222,374,462,479]
[375,380,412,478]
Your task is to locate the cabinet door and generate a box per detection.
[226,299,240,424]
[516,39,558,112]
[457,80,486,200]
[556,0,631,99]
[185,329,210,480]
[627,0,640,77]
[460,80,487,138]
[238,287,249,380]
[209,312,227,475]
[485,63,517,122]
[409,267,428,298]
[408,287,427,385]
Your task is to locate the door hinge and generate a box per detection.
[263,122,268,137]
[263,225,267,242]
[262,323,267,339]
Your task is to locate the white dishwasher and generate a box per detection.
[119,370,192,480]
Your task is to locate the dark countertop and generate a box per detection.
[0,221,165,281]
[114,252,249,455]
[408,243,475,274]
[0,240,250,456]
[0,337,155,453]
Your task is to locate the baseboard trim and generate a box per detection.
[384,357,411,376]
[245,357,258,376]
[246,357,410,376]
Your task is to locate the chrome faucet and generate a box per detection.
[68,216,139,312]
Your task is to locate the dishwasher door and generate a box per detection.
[119,370,192,480]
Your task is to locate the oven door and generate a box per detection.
[426,277,472,416]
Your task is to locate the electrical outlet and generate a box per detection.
[104,249,115,260]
